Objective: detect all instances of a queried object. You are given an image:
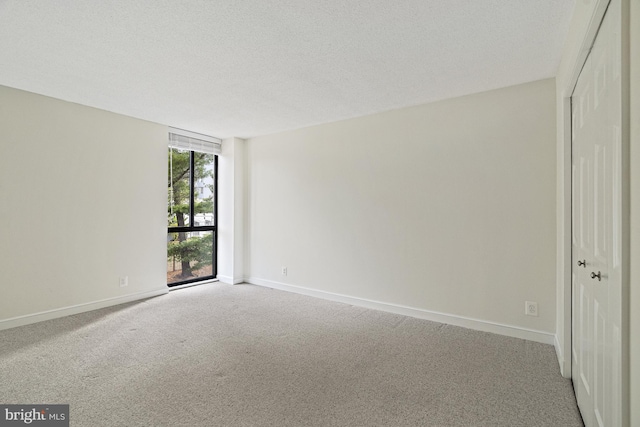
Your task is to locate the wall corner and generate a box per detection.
[218,137,246,285]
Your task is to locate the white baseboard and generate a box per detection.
[217,275,244,285]
[0,288,169,331]
[246,277,555,345]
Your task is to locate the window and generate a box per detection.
[167,128,220,287]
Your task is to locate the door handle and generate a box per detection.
[577,260,586,267]
[590,271,601,281]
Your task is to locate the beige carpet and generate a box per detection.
[0,282,583,426]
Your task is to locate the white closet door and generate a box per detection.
[571,0,622,426]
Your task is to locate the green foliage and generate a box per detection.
[167,149,215,277]
[168,149,214,220]
[167,232,213,270]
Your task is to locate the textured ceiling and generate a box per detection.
[0,1,574,139]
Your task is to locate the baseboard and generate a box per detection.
[217,275,244,285]
[0,288,169,331]
[246,277,555,345]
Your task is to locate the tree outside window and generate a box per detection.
[167,148,216,285]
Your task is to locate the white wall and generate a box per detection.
[0,85,168,328]
[245,79,557,339]
[629,0,639,423]
[218,137,245,284]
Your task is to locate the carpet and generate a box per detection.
[0,282,583,426]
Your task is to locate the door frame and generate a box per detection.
[558,0,631,424]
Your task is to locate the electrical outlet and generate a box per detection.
[119,276,128,287]
[281,266,287,276]
[525,301,538,317]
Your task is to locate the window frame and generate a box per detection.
[167,150,218,287]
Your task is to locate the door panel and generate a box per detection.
[571,0,622,425]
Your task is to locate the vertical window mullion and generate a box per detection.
[212,155,218,277]
[189,151,195,227]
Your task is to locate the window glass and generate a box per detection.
[168,148,191,227]
[167,148,217,286]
